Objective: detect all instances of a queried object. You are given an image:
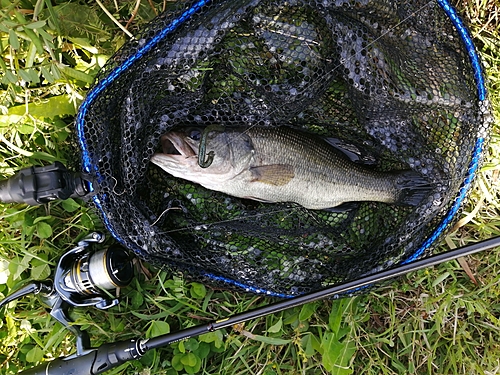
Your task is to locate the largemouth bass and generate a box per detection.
[151,126,430,210]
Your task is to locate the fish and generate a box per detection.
[150,126,430,210]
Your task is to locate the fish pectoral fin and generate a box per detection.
[249,164,294,186]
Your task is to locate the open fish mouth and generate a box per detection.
[161,133,197,157]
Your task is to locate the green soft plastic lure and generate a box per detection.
[198,125,225,168]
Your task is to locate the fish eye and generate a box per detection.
[189,129,202,141]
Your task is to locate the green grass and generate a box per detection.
[1,0,499,374]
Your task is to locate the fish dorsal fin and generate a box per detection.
[323,137,377,165]
[249,164,294,186]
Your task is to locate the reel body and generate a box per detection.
[0,233,134,355]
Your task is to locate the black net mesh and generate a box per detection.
[77,0,491,296]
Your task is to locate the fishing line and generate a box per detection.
[144,167,491,279]
[149,148,485,235]
[149,206,301,234]
[156,0,457,159]
[153,0,459,208]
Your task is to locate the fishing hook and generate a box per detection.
[198,125,225,168]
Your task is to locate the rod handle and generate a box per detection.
[18,339,144,375]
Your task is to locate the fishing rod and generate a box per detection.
[3,235,498,375]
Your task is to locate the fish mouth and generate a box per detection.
[161,132,197,157]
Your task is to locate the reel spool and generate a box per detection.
[56,241,134,309]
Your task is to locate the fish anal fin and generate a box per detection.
[322,202,359,212]
[249,164,294,186]
[242,196,274,203]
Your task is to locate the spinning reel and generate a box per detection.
[54,233,133,310]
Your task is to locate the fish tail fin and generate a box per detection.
[395,171,433,207]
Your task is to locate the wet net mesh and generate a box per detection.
[77,0,491,296]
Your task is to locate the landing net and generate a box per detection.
[76,0,491,297]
